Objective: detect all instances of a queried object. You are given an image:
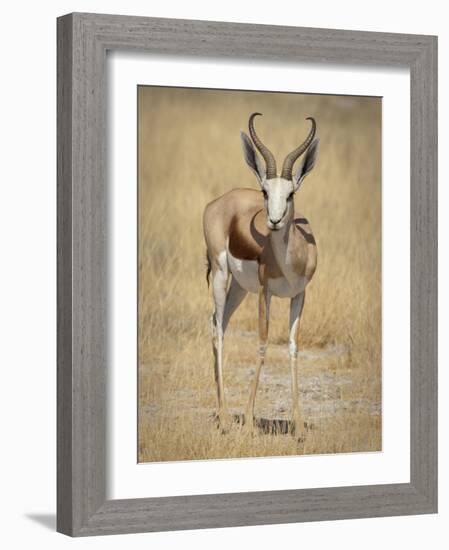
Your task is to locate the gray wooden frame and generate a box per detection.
[57,12,437,537]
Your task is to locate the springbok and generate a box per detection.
[203,113,319,435]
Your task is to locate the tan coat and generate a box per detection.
[203,188,317,295]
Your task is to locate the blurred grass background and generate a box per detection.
[138,86,381,462]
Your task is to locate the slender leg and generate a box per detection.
[210,255,229,430]
[222,276,248,333]
[289,292,306,436]
[245,286,271,427]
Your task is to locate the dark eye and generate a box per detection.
[262,189,268,200]
[287,192,294,201]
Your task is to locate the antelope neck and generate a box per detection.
[269,213,294,244]
[268,213,295,269]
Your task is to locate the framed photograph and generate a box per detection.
[57,13,437,536]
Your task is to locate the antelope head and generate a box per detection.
[241,112,319,231]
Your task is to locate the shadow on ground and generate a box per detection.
[25,513,56,531]
[218,412,313,436]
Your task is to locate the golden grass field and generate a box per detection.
[138,86,381,462]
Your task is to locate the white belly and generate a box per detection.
[227,250,261,293]
[267,275,308,298]
[227,249,308,298]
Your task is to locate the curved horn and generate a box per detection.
[281,117,316,180]
[248,113,277,180]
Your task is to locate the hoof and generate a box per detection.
[242,412,256,431]
[212,411,231,434]
[291,417,307,440]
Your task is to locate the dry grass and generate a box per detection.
[138,86,381,462]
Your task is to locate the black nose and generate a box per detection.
[270,218,282,226]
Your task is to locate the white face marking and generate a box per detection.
[262,177,295,231]
[227,250,261,294]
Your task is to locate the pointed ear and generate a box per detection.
[293,139,319,191]
[240,131,265,185]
